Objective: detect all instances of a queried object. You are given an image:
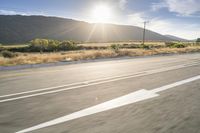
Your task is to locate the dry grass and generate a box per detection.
[0,50,116,66]
[0,44,29,48]
[118,46,200,56]
[79,41,166,47]
[1,46,200,66]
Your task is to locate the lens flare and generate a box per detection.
[91,4,112,23]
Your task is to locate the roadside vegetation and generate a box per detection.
[196,38,200,44]
[0,39,200,66]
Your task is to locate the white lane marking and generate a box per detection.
[0,65,184,103]
[1,61,198,99]
[0,72,144,98]
[0,72,147,103]
[0,63,199,103]
[0,82,82,98]
[152,75,200,93]
[16,89,159,133]
[0,61,193,98]
[16,75,200,133]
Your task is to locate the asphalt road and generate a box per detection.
[0,53,200,133]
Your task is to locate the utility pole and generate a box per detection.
[142,21,149,45]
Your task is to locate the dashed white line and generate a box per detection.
[0,63,199,103]
[0,63,197,103]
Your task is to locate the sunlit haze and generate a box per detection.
[1,1,200,133]
[91,4,113,23]
[0,0,199,39]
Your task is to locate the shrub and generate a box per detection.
[172,43,186,48]
[165,42,175,47]
[58,41,78,51]
[165,42,186,48]
[110,44,120,51]
[29,39,79,52]
[196,38,200,44]
[121,43,140,49]
[0,44,3,52]
[29,39,60,52]
[140,44,151,49]
[7,46,30,52]
[1,50,18,58]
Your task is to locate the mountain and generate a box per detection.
[164,35,188,42]
[0,15,173,44]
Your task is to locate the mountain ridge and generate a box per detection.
[0,15,177,44]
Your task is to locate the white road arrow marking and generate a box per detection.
[16,89,158,133]
[16,75,200,133]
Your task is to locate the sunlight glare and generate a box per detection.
[91,4,112,23]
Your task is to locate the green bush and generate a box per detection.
[110,44,120,51]
[172,43,186,48]
[29,39,79,52]
[0,44,3,52]
[140,44,151,49]
[196,38,200,45]
[29,39,60,52]
[165,42,186,48]
[165,42,175,47]
[58,41,78,51]
[1,50,18,58]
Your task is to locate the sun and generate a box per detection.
[91,4,112,23]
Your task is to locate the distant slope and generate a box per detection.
[0,15,173,44]
[164,35,188,41]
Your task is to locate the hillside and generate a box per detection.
[0,15,173,44]
[164,35,188,41]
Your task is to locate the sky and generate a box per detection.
[0,0,199,40]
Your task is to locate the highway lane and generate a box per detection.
[0,53,200,96]
[0,53,200,133]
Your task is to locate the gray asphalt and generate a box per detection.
[0,53,200,133]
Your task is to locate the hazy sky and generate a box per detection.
[0,0,199,39]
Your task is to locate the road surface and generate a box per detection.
[0,53,200,133]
